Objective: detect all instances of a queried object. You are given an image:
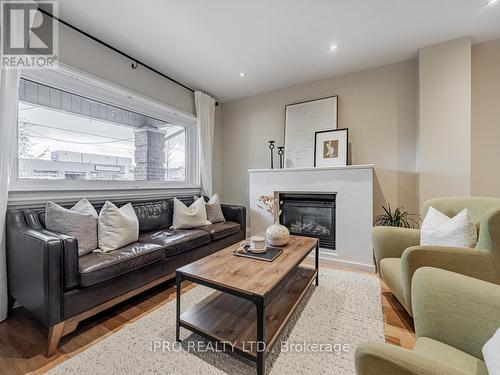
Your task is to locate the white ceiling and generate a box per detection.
[56,0,500,102]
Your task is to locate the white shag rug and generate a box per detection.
[48,268,383,375]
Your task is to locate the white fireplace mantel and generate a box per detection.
[248,164,374,272]
[248,164,375,174]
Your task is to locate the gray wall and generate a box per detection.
[219,60,419,217]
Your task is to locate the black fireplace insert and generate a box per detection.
[279,193,336,250]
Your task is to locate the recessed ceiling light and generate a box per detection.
[329,44,338,51]
[239,72,247,77]
[487,0,499,6]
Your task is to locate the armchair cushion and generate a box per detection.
[414,337,488,375]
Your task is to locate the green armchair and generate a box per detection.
[373,196,500,315]
[356,267,500,375]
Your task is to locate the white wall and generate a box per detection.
[418,37,472,208]
[220,60,419,218]
[471,38,500,197]
[57,22,195,114]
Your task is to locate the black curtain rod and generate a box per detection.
[37,7,196,94]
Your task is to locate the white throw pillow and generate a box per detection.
[98,201,139,252]
[45,198,98,256]
[420,206,477,248]
[483,328,500,375]
[172,197,211,229]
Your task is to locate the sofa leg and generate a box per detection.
[7,295,16,315]
[47,322,65,357]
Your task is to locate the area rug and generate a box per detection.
[48,268,383,375]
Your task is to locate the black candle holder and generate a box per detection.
[277,146,284,168]
[268,140,275,169]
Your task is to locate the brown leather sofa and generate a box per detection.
[6,197,246,356]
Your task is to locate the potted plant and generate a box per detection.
[373,204,420,228]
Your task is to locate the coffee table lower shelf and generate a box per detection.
[179,266,316,359]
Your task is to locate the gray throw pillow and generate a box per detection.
[194,194,226,224]
[45,198,98,256]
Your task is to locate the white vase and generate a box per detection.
[266,221,290,246]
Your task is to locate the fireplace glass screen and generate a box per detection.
[279,193,336,249]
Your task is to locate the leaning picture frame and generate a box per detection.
[314,128,349,167]
[284,95,338,168]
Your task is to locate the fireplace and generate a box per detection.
[279,193,336,250]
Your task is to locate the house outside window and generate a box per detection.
[10,66,198,194]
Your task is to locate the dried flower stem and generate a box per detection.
[257,195,281,222]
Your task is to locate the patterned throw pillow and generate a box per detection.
[45,198,98,256]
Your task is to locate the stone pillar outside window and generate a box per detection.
[134,126,166,181]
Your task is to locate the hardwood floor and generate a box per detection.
[380,279,416,349]
[0,263,415,375]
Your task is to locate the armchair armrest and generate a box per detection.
[477,207,500,254]
[401,245,500,314]
[372,226,420,271]
[221,204,246,231]
[355,342,467,375]
[412,267,500,360]
[6,211,65,326]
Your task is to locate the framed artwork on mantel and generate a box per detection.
[284,95,338,168]
[314,128,349,167]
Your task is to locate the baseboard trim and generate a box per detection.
[308,251,375,273]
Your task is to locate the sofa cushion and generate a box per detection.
[380,258,406,309]
[139,229,210,258]
[132,200,172,233]
[414,337,488,375]
[197,221,241,241]
[79,242,164,287]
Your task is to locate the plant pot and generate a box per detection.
[266,222,290,246]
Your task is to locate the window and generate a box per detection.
[18,85,186,182]
[12,67,198,192]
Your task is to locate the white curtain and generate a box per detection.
[195,91,216,197]
[0,68,20,322]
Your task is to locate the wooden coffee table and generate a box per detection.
[175,235,319,375]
